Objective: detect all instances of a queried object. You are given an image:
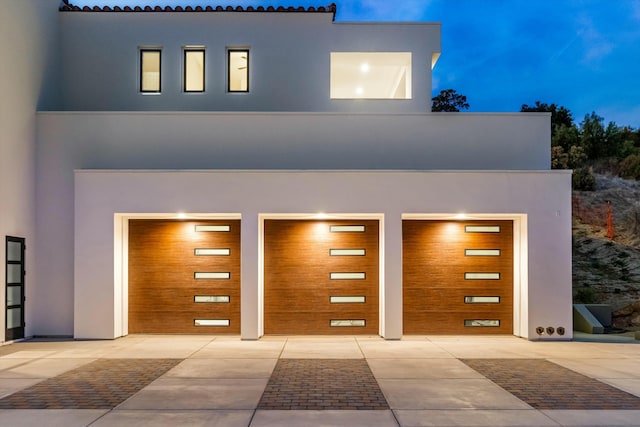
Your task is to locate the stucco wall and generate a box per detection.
[34,111,551,336]
[74,170,573,340]
[58,11,440,112]
[0,0,60,341]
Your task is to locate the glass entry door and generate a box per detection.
[6,236,25,341]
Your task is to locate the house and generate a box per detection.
[1,1,572,342]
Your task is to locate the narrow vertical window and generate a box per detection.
[184,48,205,92]
[228,49,249,92]
[140,49,161,93]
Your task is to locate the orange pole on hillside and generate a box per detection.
[606,200,615,240]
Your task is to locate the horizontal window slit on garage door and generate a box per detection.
[330,319,366,327]
[330,225,365,232]
[194,272,230,279]
[194,225,230,232]
[465,225,501,233]
[464,296,500,304]
[194,319,230,326]
[330,296,366,304]
[330,249,366,256]
[194,248,230,256]
[464,320,500,327]
[194,295,230,303]
[464,272,500,280]
[465,249,501,256]
[330,272,366,280]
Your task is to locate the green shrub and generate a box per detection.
[551,146,568,169]
[568,145,587,168]
[572,167,596,191]
[618,154,640,180]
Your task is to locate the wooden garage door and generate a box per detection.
[264,220,379,335]
[128,219,240,334]
[403,220,513,334]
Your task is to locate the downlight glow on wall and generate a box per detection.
[330,52,412,99]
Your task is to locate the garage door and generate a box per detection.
[403,220,513,334]
[264,220,379,335]
[128,219,240,334]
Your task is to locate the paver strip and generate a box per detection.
[0,358,181,409]
[462,358,640,410]
[258,359,389,410]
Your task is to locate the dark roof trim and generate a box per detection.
[59,1,337,20]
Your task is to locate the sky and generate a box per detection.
[73,0,640,128]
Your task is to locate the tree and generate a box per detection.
[580,112,606,159]
[550,145,586,170]
[431,89,469,112]
[520,101,574,137]
[619,126,640,158]
[552,123,579,152]
[603,121,623,158]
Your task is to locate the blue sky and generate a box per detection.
[73,0,640,128]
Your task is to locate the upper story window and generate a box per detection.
[184,48,205,92]
[330,52,412,99]
[140,48,161,93]
[228,49,249,92]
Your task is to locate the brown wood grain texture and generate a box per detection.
[264,220,379,335]
[128,219,241,334]
[403,220,514,334]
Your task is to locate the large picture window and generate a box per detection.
[140,49,161,93]
[228,49,249,92]
[184,48,205,92]
[330,52,412,99]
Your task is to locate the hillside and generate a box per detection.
[572,175,640,328]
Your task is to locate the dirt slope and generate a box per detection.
[572,175,640,326]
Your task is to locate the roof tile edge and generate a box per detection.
[59,1,337,19]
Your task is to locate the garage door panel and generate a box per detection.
[403,311,513,334]
[265,312,378,335]
[129,302,240,316]
[403,288,512,308]
[130,273,240,287]
[129,287,240,304]
[131,258,241,269]
[264,287,376,297]
[264,220,379,335]
[403,220,513,335]
[131,260,240,275]
[266,268,378,283]
[403,273,511,287]
[404,220,512,239]
[130,223,239,248]
[127,248,239,261]
[264,295,377,311]
[403,250,513,267]
[129,272,240,285]
[404,237,512,249]
[265,259,377,272]
[265,278,378,290]
[129,219,240,334]
[129,311,240,334]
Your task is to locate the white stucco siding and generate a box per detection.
[34,111,551,336]
[0,0,60,341]
[73,170,572,340]
[37,112,550,170]
[59,12,440,112]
